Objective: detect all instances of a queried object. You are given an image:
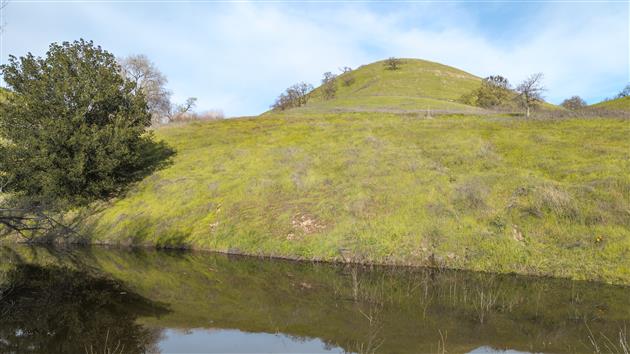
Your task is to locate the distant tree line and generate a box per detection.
[271,66,358,111]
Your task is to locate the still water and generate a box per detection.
[0,245,628,353]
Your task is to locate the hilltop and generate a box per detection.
[291,59,484,113]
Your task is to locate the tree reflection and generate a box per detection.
[0,264,169,354]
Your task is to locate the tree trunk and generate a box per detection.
[526,105,530,118]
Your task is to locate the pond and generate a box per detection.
[0,245,628,353]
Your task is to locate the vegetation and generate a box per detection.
[118,54,198,124]
[459,75,512,108]
[561,95,587,110]
[1,49,628,285]
[384,57,402,70]
[271,82,314,111]
[516,72,545,118]
[0,40,171,237]
[78,112,630,285]
[320,71,338,100]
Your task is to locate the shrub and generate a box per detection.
[560,96,587,110]
[454,178,490,210]
[533,185,578,219]
[384,57,402,71]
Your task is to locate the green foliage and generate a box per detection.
[0,39,155,208]
[460,75,512,109]
[82,113,630,284]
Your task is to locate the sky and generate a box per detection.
[1,1,628,117]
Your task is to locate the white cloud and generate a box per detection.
[2,2,627,115]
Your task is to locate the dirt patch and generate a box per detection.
[287,214,325,240]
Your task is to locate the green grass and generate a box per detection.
[592,96,630,111]
[80,112,630,285]
[292,58,484,113]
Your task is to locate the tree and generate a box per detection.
[617,84,630,98]
[516,73,545,118]
[560,96,587,110]
[0,39,170,237]
[321,72,337,100]
[384,57,402,71]
[270,82,313,111]
[118,54,172,124]
[476,75,512,108]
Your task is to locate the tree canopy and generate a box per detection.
[0,39,172,236]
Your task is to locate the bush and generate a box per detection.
[454,178,490,210]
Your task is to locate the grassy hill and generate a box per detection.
[591,96,630,111]
[78,112,630,285]
[291,59,485,113]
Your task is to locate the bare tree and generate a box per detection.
[118,54,172,124]
[560,96,587,110]
[516,73,545,118]
[384,57,402,71]
[321,72,337,100]
[270,82,314,111]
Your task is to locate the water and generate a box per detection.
[0,245,628,354]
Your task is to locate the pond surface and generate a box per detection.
[0,245,628,353]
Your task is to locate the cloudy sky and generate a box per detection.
[1,1,628,116]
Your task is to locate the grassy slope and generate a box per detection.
[293,59,485,113]
[591,96,630,111]
[83,113,630,284]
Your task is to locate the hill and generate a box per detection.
[591,96,630,111]
[293,59,485,113]
[78,113,630,285]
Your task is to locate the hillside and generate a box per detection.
[591,96,630,111]
[293,59,485,113]
[78,113,630,285]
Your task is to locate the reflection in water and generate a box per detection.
[0,262,168,354]
[0,245,629,354]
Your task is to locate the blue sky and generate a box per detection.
[1,1,628,116]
